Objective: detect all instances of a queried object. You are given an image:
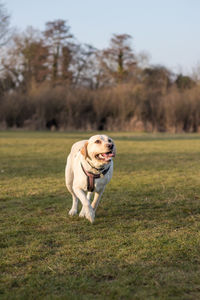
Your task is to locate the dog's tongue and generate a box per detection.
[102,152,115,158]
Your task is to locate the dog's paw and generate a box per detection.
[85,206,95,224]
[69,208,78,216]
[79,207,86,218]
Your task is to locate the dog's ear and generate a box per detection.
[80,141,88,159]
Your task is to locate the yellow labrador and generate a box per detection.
[65,135,116,223]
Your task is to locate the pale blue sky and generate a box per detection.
[5,0,200,74]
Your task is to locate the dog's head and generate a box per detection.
[81,135,116,167]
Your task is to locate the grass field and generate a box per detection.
[1,131,200,299]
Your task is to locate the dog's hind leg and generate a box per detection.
[75,189,95,223]
[65,155,78,216]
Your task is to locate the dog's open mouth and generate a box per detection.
[95,151,115,161]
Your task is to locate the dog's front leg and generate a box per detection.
[91,189,104,212]
[74,188,95,223]
[79,192,92,218]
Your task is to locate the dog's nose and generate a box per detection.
[107,143,113,150]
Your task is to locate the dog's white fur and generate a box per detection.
[65,135,116,223]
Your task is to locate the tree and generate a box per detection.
[0,1,13,76]
[140,66,172,131]
[61,45,73,83]
[175,74,195,90]
[0,72,15,96]
[101,34,136,83]
[43,19,73,84]
[142,65,172,93]
[2,27,49,91]
[0,1,11,47]
[71,43,100,88]
[18,28,49,87]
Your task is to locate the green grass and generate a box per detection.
[1,131,200,299]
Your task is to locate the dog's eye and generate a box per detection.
[108,139,112,143]
[95,139,101,144]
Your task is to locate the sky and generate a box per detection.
[4,0,200,75]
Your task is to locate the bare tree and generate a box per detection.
[2,27,49,91]
[0,1,11,47]
[101,34,136,83]
[0,1,14,76]
[71,43,101,88]
[43,19,73,83]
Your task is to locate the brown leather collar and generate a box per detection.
[81,163,110,192]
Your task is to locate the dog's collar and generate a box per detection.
[85,158,106,172]
[81,163,110,192]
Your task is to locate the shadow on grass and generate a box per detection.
[1,182,200,232]
[2,238,200,299]
[1,184,200,299]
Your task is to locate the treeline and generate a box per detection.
[0,5,200,132]
[1,81,199,132]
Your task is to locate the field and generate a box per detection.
[1,131,200,299]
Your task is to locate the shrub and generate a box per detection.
[1,83,200,132]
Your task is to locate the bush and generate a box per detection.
[1,83,200,132]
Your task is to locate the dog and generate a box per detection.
[65,135,116,223]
